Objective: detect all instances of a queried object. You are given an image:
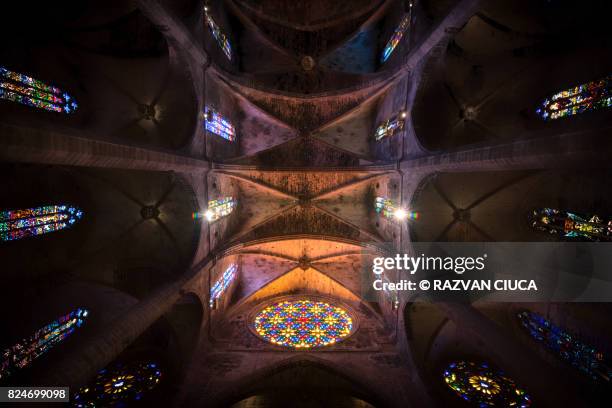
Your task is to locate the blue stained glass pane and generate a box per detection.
[210,264,237,306]
[518,311,612,382]
[204,107,236,141]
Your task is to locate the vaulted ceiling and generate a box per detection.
[1,0,611,407]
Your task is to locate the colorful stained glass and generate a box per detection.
[529,208,612,241]
[443,361,532,407]
[0,66,78,113]
[380,7,412,64]
[375,112,406,141]
[0,308,88,380]
[536,75,612,120]
[254,300,353,349]
[72,361,162,407]
[203,197,236,222]
[375,197,395,218]
[204,7,232,61]
[204,106,236,141]
[0,205,83,242]
[374,197,419,221]
[518,311,612,382]
[210,264,237,307]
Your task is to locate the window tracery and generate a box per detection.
[72,361,162,407]
[529,208,611,241]
[536,75,612,120]
[0,66,78,113]
[1,308,89,380]
[204,106,236,141]
[0,205,83,242]
[380,6,413,64]
[254,300,353,349]
[443,361,532,407]
[518,311,612,382]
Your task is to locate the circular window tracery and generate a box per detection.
[443,361,532,407]
[72,361,162,407]
[253,300,353,349]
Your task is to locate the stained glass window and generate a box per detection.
[204,106,236,141]
[254,300,353,349]
[203,197,236,222]
[0,205,83,242]
[374,197,419,221]
[375,197,395,218]
[210,263,237,307]
[380,6,412,64]
[204,7,232,61]
[536,75,612,120]
[0,308,88,380]
[529,208,612,241]
[375,111,406,141]
[0,66,78,114]
[443,361,532,407]
[72,361,162,407]
[518,311,612,382]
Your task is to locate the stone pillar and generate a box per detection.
[436,302,587,408]
[41,259,210,388]
[0,122,209,173]
[395,307,437,408]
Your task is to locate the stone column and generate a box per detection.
[395,307,438,408]
[41,258,211,388]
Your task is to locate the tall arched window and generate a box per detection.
[204,106,236,141]
[380,5,413,64]
[518,311,611,382]
[536,75,612,120]
[201,197,236,222]
[72,361,162,407]
[375,111,407,140]
[0,66,78,113]
[0,205,84,242]
[443,361,532,407]
[0,308,89,380]
[210,263,237,307]
[204,6,232,61]
[529,208,611,241]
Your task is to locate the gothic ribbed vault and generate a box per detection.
[0,0,611,407]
